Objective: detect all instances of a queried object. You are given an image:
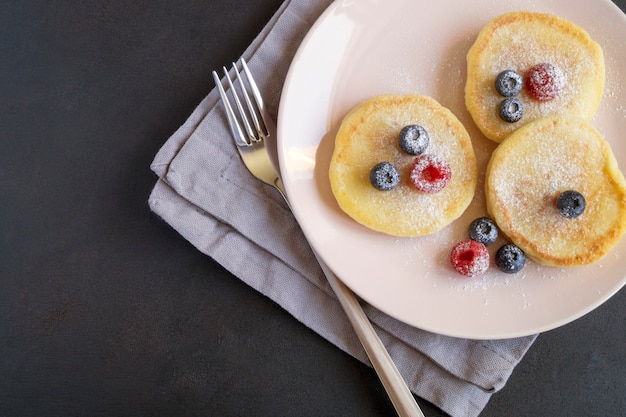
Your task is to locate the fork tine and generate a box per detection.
[223,65,257,144]
[212,69,249,147]
[240,58,270,138]
[213,59,271,147]
[234,61,266,141]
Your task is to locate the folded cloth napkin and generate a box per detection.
[148,1,537,416]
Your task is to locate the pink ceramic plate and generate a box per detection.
[278,0,626,339]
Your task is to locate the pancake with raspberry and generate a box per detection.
[465,11,605,143]
[329,94,477,237]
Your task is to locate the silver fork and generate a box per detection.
[212,59,424,417]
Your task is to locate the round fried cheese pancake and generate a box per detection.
[329,94,477,237]
[465,11,605,143]
[486,116,626,267]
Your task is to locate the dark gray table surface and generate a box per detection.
[2,1,625,416]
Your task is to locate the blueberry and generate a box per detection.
[495,70,523,97]
[468,217,499,246]
[556,190,586,218]
[398,124,429,155]
[495,243,526,273]
[369,162,400,191]
[498,97,524,123]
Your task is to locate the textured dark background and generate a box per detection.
[2,1,625,416]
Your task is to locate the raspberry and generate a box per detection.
[409,154,451,193]
[450,239,490,277]
[525,63,565,101]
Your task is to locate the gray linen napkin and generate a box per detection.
[148,1,537,416]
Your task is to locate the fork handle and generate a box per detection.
[273,179,423,416]
[311,248,425,417]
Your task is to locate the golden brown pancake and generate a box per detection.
[329,94,477,237]
[465,11,605,143]
[486,116,626,267]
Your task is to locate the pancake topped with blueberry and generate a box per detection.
[485,116,626,267]
[465,11,605,143]
[329,94,477,237]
